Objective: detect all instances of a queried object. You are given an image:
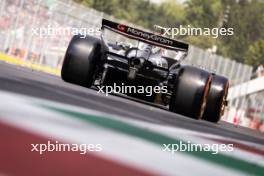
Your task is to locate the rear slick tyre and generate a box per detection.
[169,66,212,120]
[61,35,101,87]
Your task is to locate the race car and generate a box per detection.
[61,19,229,123]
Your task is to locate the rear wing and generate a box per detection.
[101,19,188,52]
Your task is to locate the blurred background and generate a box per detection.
[0,0,263,131]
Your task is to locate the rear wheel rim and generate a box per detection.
[198,75,212,119]
[220,81,229,117]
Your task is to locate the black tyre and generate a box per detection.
[202,75,229,123]
[61,35,101,87]
[169,66,212,119]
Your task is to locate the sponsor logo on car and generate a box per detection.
[117,24,174,46]
[126,27,173,45]
[117,24,126,32]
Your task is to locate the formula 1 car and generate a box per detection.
[61,19,229,123]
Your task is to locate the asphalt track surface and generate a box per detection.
[0,61,263,145]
